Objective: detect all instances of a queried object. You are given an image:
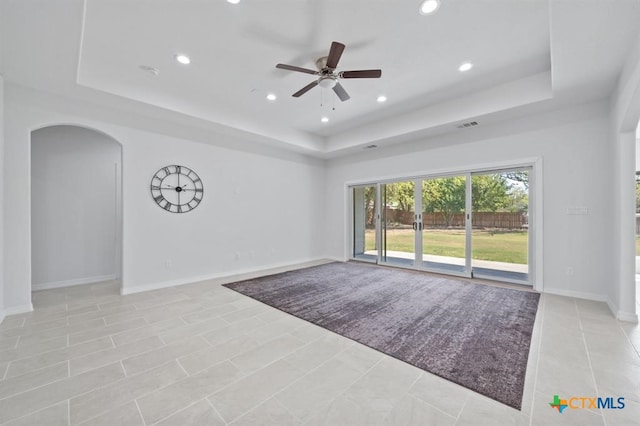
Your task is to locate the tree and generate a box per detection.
[506,186,528,213]
[384,181,415,211]
[364,186,376,226]
[381,173,528,228]
[422,177,466,226]
[504,171,529,189]
[471,175,510,212]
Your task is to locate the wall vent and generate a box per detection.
[456,121,478,129]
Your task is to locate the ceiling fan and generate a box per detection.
[275,41,382,102]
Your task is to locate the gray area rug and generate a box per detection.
[224,262,540,409]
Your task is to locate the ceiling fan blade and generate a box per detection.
[326,41,346,69]
[276,64,318,75]
[340,69,382,79]
[292,80,319,97]
[333,82,350,102]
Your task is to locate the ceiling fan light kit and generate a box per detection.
[276,41,382,102]
[318,77,337,89]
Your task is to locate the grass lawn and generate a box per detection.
[365,229,528,264]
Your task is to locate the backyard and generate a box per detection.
[365,228,528,264]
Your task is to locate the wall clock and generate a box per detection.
[150,165,203,213]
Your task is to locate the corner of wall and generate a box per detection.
[0,74,5,317]
[3,303,33,316]
[609,30,640,320]
[607,297,639,323]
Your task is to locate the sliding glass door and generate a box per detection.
[352,185,378,262]
[350,166,532,285]
[471,169,529,283]
[381,180,418,266]
[421,176,469,275]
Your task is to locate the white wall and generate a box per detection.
[31,125,121,289]
[2,85,326,311]
[0,75,5,321]
[120,127,325,293]
[325,101,615,303]
[610,29,640,322]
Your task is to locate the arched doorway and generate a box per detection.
[30,125,123,293]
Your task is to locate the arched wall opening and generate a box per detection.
[30,125,123,292]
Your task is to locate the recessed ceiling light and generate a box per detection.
[459,62,473,72]
[419,0,440,15]
[377,95,387,103]
[226,0,240,3]
[266,93,277,101]
[321,117,329,123]
[175,54,191,65]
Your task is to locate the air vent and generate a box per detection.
[139,65,159,76]
[456,121,478,129]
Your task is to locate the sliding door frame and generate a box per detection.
[345,157,543,292]
[470,167,532,286]
[418,173,471,279]
[349,183,380,264]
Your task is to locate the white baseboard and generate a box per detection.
[616,310,639,323]
[606,298,639,323]
[32,274,117,291]
[121,258,335,295]
[3,303,34,316]
[544,290,638,323]
[543,287,608,302]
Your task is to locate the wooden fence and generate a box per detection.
[383,208,527,229]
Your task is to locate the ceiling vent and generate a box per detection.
[139,65,159,76]
[456,121,478,129]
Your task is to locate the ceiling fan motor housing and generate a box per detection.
[315,56,330,71]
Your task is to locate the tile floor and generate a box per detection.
[0,274,639,425]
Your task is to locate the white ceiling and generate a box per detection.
[1,0,639,157]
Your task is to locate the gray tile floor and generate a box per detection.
[0,276,639,425]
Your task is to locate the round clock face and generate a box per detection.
[150,165,203,213]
